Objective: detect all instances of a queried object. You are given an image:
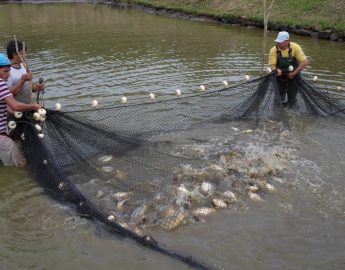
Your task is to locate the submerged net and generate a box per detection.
[17,73,345,269]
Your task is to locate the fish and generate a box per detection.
[96,190,105,199]
[245,185,259,192]
[191,207,216,217]
[130,202,149,225]
[114,169,128,181]
[200,181,215,195]
[115,198,129,211]
[89,178,99,184]
[101,166,114,173]
[118,221,131,230]
[271,177,284,183]
[222,190,237,202]
[160,211,187,231]
[264,182,276,192]
[98,155,113,163]
[241,129,253,134]
[158,206,177,219]
[248,192,262,202]
[133,225,145,237]
[177,184,192,195]
[212,198,228,208]
[111,191,132,201]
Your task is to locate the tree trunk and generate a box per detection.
[262,0,276,33]
[261,0,275,76]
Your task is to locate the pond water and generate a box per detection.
[0,3,345,270]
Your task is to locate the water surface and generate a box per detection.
[0,3,345,270]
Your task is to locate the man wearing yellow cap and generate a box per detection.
[269,31,308,107]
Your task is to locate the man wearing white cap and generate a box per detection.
[269,31,308,107]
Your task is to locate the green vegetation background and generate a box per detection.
[128,0,345,31]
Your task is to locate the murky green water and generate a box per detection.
[0,3,345,270]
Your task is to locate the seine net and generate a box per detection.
[17,73,345,269]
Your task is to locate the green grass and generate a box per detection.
[126,0,345,30]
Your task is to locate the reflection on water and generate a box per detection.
[0,3,345,270]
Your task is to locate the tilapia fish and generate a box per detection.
[130,202,149,225]
[212,198,228,208]
[114,169,128,181]
[247,191,262,201]
[160,211,187,231]
[158,206,177,219]
[200,181,215,195]
[98,155,113,163]
[191,207,216,217]
[101,166,114,173]
[222,190,237,202]
[111,191,132,201]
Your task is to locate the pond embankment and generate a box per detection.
[106,0,345,42]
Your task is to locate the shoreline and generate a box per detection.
[2,0,344,42]
[106,0,344,43]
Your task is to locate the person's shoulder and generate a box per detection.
[290,42,303,50]
[0,78,9,89]
[290,42,307,60]
[0,79,8,90]
[269,46,277,53]
[0,78,6,86]
[0,80,11,98]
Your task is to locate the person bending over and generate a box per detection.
[268,31,308,107]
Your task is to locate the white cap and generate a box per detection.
[275,31,289,43]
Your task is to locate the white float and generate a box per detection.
[92,100,98,107]
[14,111,23,119]
[55,103,61,111]
[8,121,16,129]
[121,96,127,104]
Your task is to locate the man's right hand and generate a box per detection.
[32,104,41,111]
[21,72,33,82]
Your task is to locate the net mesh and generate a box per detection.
[17,73,345,269]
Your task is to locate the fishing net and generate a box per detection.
[15,73,345,269]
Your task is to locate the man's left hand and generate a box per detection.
[35,83,45,92]
[287,71,297,79]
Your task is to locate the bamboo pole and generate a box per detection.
[13,34,33,91]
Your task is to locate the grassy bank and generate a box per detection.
[119,0,345,31]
